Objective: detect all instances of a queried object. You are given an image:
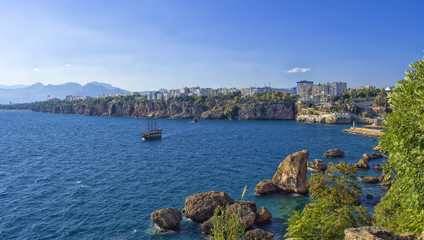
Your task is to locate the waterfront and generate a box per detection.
[0,110,387,239]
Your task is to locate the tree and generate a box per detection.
[285,162,372,240]
[374,56,424,236]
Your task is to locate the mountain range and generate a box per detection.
[0,82,129,104]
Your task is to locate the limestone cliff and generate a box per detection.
[32,100,296,120]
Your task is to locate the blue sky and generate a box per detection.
[0,0,423,91]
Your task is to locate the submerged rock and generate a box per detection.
[245,229,274,240]
[200,217,214,235]
[254,179,278,195]
[324,148,345,158]
[151,208,182,230]
[182,191,235,223]
[255,206,272,225]
[307,159,327,171]
[272,150,309,194]
[374,164,383,171]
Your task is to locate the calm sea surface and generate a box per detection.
[0,110,387,239]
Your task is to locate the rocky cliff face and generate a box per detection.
[32,100,296,120]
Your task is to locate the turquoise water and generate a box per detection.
[0,110,387,239]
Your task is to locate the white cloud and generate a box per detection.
[64,64,72,67]
[33,68,42,72]
[286,67,311,73]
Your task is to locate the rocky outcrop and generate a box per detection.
[362,153,371,161]
[226,202,256,229]
[150,208,182,230]
[182,191,235,223]
[200,217,214,235]
[307,159,327,171]
[245,229,274,240]
[32,99,296,120]
[373,145,382,152]
[254,180,278,195]
[374,164,382,171]
[357,159,370,169]
[272,150,309,194]
[379,174,391,189]
[255,206,272,225]
[344,226,415,240]
[360,176,380,183]
[419,231,424,240]
[369,152,384,159]
[324,148,345,158]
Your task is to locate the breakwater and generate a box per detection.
[342,127,383,138]
[32,100,296,120]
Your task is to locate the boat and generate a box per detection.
[193,117,198,123]
[142,117,162,140]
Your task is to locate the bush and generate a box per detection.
[374,56,424,235]
[285,162,372,240]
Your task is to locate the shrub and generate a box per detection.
[374,56,424,235]
[285,162,372,240]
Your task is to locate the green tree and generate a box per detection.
[374,56,424,236]
[285,162,372,240]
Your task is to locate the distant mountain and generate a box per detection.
[0,84,29,89]
[0,82,129,104]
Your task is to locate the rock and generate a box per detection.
[245,229,274,240]
[361,176,380,183]
[344,226,398,240]
[362,153,371,161]
[419,231,424,240]
[373,145,382,152]
[254,179,278,195]
[374,164,382,171]
[236,200,257,212]
[357,159,370,169]
[366,194,373,199]
[379,174,391,189]
[272,150,309,194]
[398,232,415,240]
[200,217,214,235]
[182,191,235,223]
[369,152,384,159]
[150,208,182,230]
[348,163,358,168]
[255,206,272,225]
[226,202,256,229]
[307,159,328,171]
[324,148,345,158]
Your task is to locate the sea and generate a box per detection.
[0,110,388,239]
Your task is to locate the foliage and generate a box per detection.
[374,56,424,235]
[285,162,372,240]
[211,206,245,240]
[361,111,372,118]
[210,186,247,240]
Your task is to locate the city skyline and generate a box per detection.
[0,0,423,91]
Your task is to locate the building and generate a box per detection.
[66,95,90,101]
[298,81,347,104]
[296,80,314,94]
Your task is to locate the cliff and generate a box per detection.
[32,100,296,120]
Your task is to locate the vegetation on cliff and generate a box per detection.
[285,162,372,240]
[374,56,424,236]
[30,91,298,120]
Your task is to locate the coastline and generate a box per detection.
[342,127,383,138]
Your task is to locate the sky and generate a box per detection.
[0,0,423,91]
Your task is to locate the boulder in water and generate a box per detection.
[324,148,344,158]
[254,179,278,195]
[357,159,370,169]
[151,208,182,230]
[307,159,327,171]
[272,150,309,194]
[345,226,401,240]
[360,176,380,183]
[255,206,272,225]
[182,191,235,223]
